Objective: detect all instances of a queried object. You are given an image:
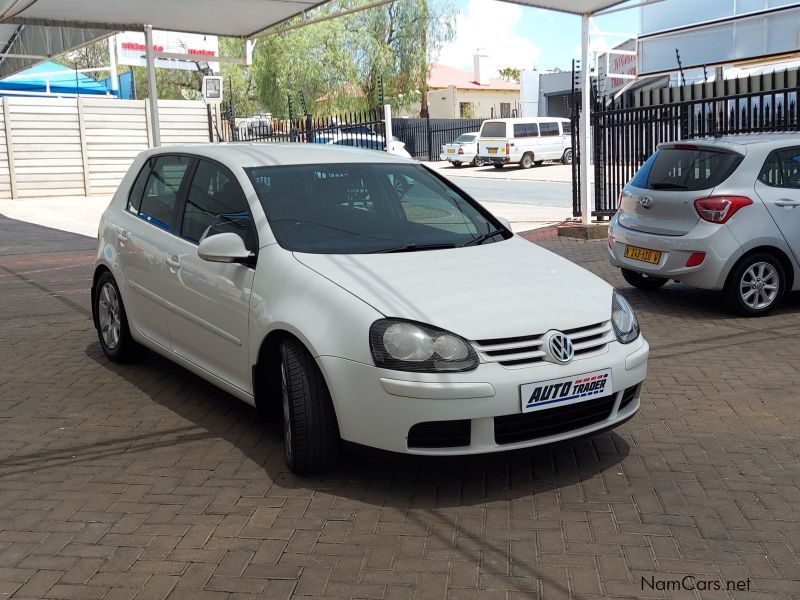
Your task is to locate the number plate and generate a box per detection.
[487,148,497,154]
[520,369,612,413]
[624,244,662,265]
[447,148,455,153]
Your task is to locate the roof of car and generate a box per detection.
[660,132,800,153]
[141,142,413,167]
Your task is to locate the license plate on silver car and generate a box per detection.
[520,369,612,413]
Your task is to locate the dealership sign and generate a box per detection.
[115,31,219,71]
[597,38,638,96]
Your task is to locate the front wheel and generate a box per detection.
[724,253,785,317]
[562,148,573,164]
[621,268,668,291]
[280,338,341,473]
[94,271,144,362]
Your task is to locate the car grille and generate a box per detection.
[472,321,614,367]
[493,385,639,445]
[408,419,471,449]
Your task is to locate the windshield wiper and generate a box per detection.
[370,242,458,253]
[463,229,506,247]
[650,182,688,190]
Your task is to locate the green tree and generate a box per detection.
[250,0,455,117]
[498,67,521,83]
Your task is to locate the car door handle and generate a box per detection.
[775,199,800,208]
[166,257,181,270]
[118,231,129,244]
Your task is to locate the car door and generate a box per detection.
[165,159,257,393]
[117,154,192,350]
[539,121,561,159]
[755,147,800,264]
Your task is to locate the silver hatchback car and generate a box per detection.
[608,134,800,316]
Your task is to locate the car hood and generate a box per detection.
[293,237,613,340]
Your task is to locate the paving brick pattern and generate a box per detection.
[1,214,799,599]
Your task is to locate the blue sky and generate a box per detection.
[437,0,640,74]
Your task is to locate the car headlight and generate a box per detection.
[369,319,478,372]
[611,290,640,344]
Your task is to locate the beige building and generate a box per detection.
[426,55,521,119]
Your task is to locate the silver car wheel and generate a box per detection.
[97,282,121,349]
[281,359,293,463]
[740,262,779,310]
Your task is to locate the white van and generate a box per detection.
[478,117,573,169]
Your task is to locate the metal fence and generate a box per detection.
[583,75,800,219]
[393,117,484,160]
[224,106,387,150]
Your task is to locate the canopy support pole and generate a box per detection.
[144,24,160,147]
[579,12,591,225]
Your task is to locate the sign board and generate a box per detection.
[201,76,223,104]
[115,30,219,71]
[638,1,800,75]
[597,38,638,96]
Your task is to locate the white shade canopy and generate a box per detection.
[498,0,628,14]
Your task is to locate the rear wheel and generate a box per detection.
[534,160,544,166]
[471,156,484,167]
[562,148,573,164]
[94,271,144,362]
[493,163,504,169]
[520,153,534,169]
[280,338,340,473]
[621,268,668,291]
[452,161,462,168]
[724,253,785,317]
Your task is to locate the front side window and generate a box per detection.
[138,155,192,231]
[562,121,572,134]
[181,160,256,250]
[759,148,800,188]
[248,163,505,254]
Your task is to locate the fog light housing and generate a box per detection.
[686,252,705,267]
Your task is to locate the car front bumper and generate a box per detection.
[608,218,741,290]
[319,336,648,455]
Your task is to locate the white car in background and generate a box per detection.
[609,135,800,316]
[440,132,483,167]
[92,143,648,473]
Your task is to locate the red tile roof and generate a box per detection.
[427,63,520,91]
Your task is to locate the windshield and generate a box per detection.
[248,163,507,254]
[481,121,507,137]
[455,135,476,143]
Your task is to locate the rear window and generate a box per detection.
[635,147,742,191]
[455,135,476,143]
[481,121,507,137]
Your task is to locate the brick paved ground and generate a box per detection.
[1,214,799,600]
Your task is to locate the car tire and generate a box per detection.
[621,268,669,291]
[493,163,504,169]
[452,161,462,168]
[562,148,573,164]
[724,253,785,317]
[93,271,145,362]
[279,338,340,473]
[471,157,484,167]
[520,153,533,169]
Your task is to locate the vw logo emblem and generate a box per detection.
[545,331,574,364]
[639,196,654,209]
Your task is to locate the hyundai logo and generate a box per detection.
[546,331,574,364]
[639,196,654,209]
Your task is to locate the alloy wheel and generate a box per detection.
[739,262,779,310]
[98,282,121,349]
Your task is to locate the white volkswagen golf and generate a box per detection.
[92,144,649,472]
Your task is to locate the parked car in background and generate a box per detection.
[478,117,572,169]
[328,133,412,159]
[609,134,800,316]
[92,143,648,473]
[440,132,483,167]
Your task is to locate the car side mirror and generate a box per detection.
[498,216,511,230]
[198,232,253,264]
